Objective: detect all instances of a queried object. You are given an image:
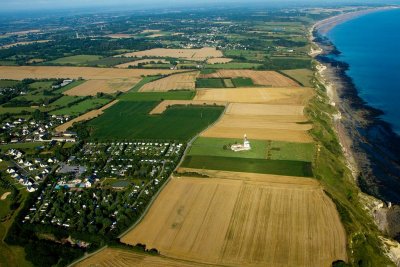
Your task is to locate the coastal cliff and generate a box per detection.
[311,7,400,265]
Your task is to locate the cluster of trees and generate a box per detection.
[0,38,161,64]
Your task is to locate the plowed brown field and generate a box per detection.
[120,175,347,267]
[200,70,300,87]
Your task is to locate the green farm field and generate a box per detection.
[0,80,20,87]
[281,69,314,87]
[231,77,254,87]
[28,81,53,90]
[50,98,110,116]
[129,76,161,92]
[49,55,102,65]
[196,78,225,88]
[88,101,224,141]
[118,91,195,101]
[181,155,313,177]
[223,50,267,61]
[53,80,86,93]
[85,57,132,67]
[47,95,85,108]
[0,106,35,115]
[188,137,314,162]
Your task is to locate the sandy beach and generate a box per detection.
[313,6,397,35]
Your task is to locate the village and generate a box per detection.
[1,115,74,144]
[21,141,185,235]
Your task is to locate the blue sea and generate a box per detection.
[326,8,400,134]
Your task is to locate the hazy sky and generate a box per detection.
[1,0,397,11]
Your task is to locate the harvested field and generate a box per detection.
[0,66,181,80]
[121,47,223,61]
[140,72,199,92]
[64,78,140,96]
[74,248,207,267]
[55,100,118,133]
[206,57,233,64]
[150,100,227,114]
[176,168,315,183]
[200,70,300,87]
[226,103,305,116]
[201,127,312,143]
[115,59,168,68]
[121,176,347,267]
[194,87,314,105]
[211,114,312,131]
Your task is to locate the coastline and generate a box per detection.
[311,6,400,264]
[313,6,397,35]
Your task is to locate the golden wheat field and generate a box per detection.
[225,103,305,116]
[120,175,347,267]
[195,90,313,142]
[201,124,313,142]
[194,87,314,105]
[55,100,118,133]
[120,47,223,61]
[200,70,300,87]
[139,72,199,92]
[115,58,168,68]
[64,78,140,96]
[149,100,227,114]
[0,66,181,80]
[74,248,208,267]
[206,57,233,64]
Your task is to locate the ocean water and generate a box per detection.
[326,8,400,134]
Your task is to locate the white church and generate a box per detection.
[231,134,251,152]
